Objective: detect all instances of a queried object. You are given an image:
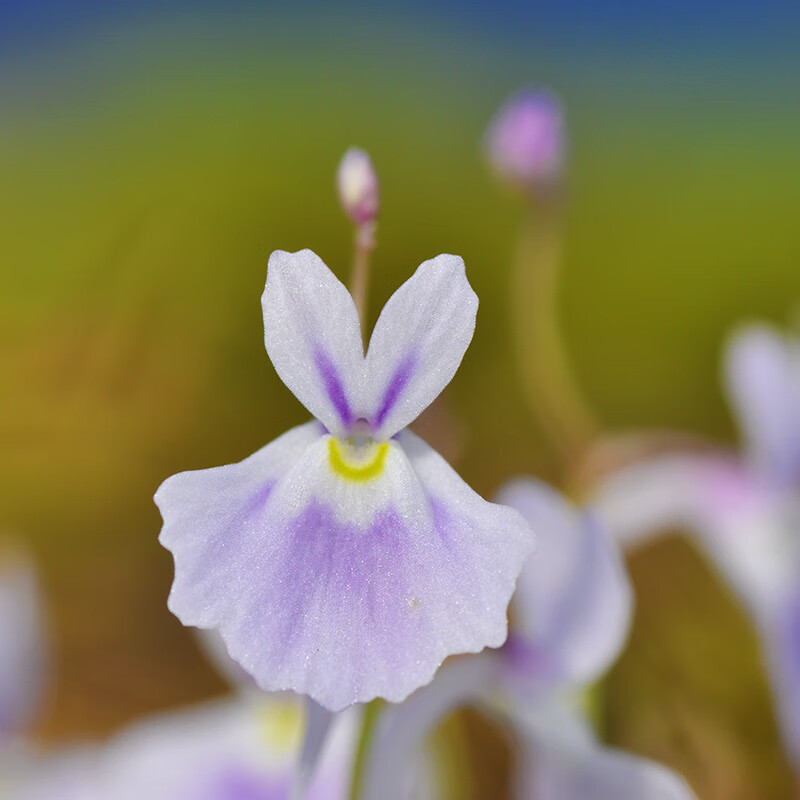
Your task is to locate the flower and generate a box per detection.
[8,696,354,800]
[485,91,566,194]
[337,149,379,227]
[495,478,632,694]
[592,323,800,766]
[362,478,695,800]
[156,249,533,711]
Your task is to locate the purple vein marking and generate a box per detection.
[375,354,417,427]
[314,348,354,427]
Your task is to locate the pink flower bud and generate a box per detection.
[336,148,380,226]
[485,91,566,193]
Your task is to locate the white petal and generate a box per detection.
[262,250,365,436]
[364,656,497,800]
[293,699,336,800]
[724,324,800,485]
[364,255,477,439]
[0,558,46,737]
[157,420,324,628]
[592,454,796,619]
[159,421,531,711]
[7,747,103,800]
[497,479,632,689]
[517,705,698,800]
[762,590,800,767]
[94,696,355,799]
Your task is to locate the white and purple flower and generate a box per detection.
[593,323,800,766]
[156,249,533,711]
[7,696,354,800]
[362,478,695,800]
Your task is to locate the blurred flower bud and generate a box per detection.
[485,91,566,194]
[337,148,379,226]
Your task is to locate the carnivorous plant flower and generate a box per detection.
[156,249,533,711]
[363,478,696,800]
[7,695,354,800]
[593,323,800,767]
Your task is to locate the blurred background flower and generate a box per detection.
[1,2,799,798]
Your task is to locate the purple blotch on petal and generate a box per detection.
[199,765,286,800]
[314,348,355,428]
[250,500,413,676]
[374,354,417,428]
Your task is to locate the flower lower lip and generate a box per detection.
[328,437,389,482]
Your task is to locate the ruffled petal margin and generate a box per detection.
[157,425,532,711]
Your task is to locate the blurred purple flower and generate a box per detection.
[156,249,532,711]
[363,479,695,800]
[485,91,566,194]
[593,323,800,766]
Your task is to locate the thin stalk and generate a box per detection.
[348,700,383,800]
[351,222,376,345]
[511,201,599,471]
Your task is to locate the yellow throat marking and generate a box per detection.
[328,437,389,482]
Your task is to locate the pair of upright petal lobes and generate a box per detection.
[156,250,533,711]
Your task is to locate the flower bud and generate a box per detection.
[485,91,566,193]
[336,148,380,226]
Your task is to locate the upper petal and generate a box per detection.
[497,479,632,690]
[364,255,478,439]
[262,250,365,436]
[159,422,531,711]
[724,324,800,486]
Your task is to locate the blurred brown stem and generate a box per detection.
[511,202,599,471]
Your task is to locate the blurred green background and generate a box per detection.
[1,4,799,797]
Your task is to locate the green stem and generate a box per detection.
[511,201,599,471]
[349,700,383,800]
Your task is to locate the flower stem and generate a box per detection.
[511,200,599,471]
[348,699,383,800]
[351,222,376,346]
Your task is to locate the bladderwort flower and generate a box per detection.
[593,323,800,767]
[485,91,566,196]
[363,478,696,800]
[156,249,533,712]
[9,695,355,800]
